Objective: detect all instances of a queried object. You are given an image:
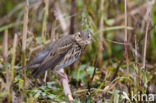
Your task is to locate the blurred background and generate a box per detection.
[0,0,156,102]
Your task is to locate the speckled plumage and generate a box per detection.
[17,30,92,77]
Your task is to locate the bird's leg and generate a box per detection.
[56,70,68,81]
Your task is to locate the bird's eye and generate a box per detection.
[78,33,81,38]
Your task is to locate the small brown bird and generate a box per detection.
[17,29,92,78]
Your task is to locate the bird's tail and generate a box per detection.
[16,62,33,73]
[16,65,28,72]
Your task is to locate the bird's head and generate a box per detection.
[74,29,92,46]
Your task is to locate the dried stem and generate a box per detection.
[124,0,128,42]
[11,34,18,82]
[124,0,129,74]
[42,0,49,43]
[142,22,149,69]
[21,0,29,100]
[22,0,29,68]
[3,30,8,79]
[51,20,56,41]
[22,0,29,53]
[42,0,49,82]
[3,30,11,103]
[98,0,105,69]
[133,20,140,73]
[142,0,154,69]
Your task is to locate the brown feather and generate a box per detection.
[32,36,73,77]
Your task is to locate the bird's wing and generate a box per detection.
[16,40,58,72]
[38,40,58,55]
[32,37,73,77]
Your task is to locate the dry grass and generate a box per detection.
[0,0,155,102]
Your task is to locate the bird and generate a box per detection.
[17,29,92,79]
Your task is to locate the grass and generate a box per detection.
[0,0,156,103]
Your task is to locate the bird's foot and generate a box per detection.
[56,71,68,81]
